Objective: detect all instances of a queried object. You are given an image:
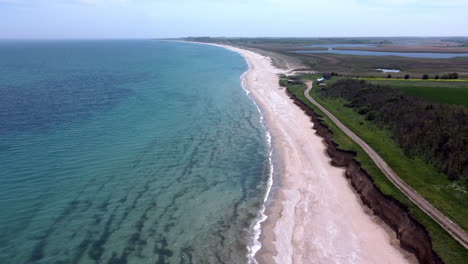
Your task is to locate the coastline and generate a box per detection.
[185,41,415,264]
[239,57,276,263]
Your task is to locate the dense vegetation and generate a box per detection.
[319,79,468,181]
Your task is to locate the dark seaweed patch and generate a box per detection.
[70,232,92,264]
[154,238,173,264]
[180,246,194,264]
[28,199,89,262]
[88,212,116,261]
[107,252,127,264]
[28,238,46,263]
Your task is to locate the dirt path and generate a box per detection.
[304,81,468,249]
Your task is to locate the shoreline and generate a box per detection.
[238,57,276,263]
[184,41,416,263]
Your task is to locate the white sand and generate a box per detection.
[191,41,414,264]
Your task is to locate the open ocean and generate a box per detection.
[0,40,271,264]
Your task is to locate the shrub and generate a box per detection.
[448,72,459,79]
[366,111,377,121]
[358,105,370,115]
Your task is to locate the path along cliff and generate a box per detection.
[302,80,468,250]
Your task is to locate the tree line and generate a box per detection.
[385,73,459,79]
[319,79,468,181]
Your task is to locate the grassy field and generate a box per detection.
[296,53,468,78]
[284,76,468,263]
[361,79,468,107]
[358,78,468,85]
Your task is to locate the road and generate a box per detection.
[304,81,468,249]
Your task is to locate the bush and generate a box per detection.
[404,74,410,79]
[448,72,459,79]
[422,74,429,80]
[435,75,440,80]
[387,74,392,78]
[366,111,377,121]
[358,105,370,115]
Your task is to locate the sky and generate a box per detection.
[1,0,467,39]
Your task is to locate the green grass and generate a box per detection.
[283,78,468,264]
[359,78,468,85]
[361,79,468,107]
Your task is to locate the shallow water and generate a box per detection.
[0,40,270,264]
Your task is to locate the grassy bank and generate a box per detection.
[283,77,468,263]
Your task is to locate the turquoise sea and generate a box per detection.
[0,40,271,264]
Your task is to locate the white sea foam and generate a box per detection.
[238,58,274,264]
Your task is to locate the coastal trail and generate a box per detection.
[303,81,468,249]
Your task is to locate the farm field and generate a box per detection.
[363,79,468,107]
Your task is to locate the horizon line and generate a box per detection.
[1,36,468,41]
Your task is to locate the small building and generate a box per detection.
[287,79,304,85]
[317,77,325,82]
[323,73,332,80]
[319,82,327,86]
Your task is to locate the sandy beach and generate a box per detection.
[213,44,416,264]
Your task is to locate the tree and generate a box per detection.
[422,74,429,80]
[387,74,392,78]
[404,74,410,79]
[435,75,440,80]
[448,72,459,79]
